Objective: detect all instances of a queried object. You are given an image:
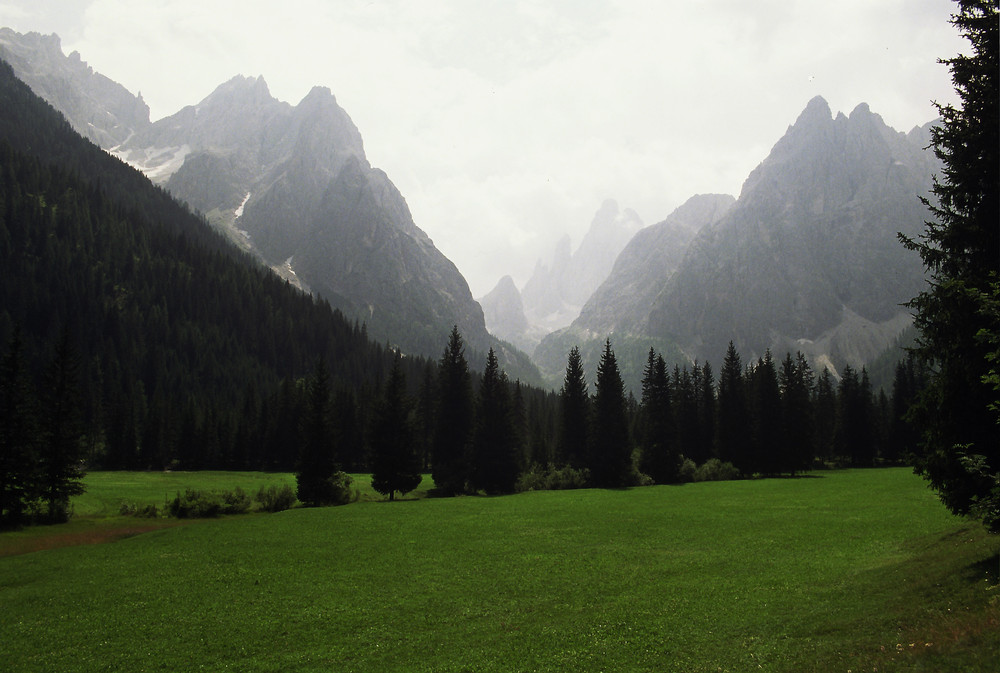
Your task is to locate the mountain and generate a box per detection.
[535,97,936,389]
[0,28,150,148]
[112,75,498,362]
[479,276,538,353]
[0,57,417,470]
[532,194,734,387]
[0,30,538,381]
[514,199,643,343]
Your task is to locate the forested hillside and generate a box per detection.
[0,59,411,475]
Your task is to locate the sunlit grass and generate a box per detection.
[1,469,996,671]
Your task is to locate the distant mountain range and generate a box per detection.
[533,96,936,389]
[0,29,539,383]
[2,28,936,393]
[480,198,643,352]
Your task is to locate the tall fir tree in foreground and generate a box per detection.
[369,354,422,501]
[588,339,632,487]
[899,0,999,531]
[470,348,519,494]
[558,346,590,468]
[432,327,473,494]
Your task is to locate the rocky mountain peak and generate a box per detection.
[0,28,151,148]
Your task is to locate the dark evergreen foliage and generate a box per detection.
[897,0,1000,531]
[588,340,632,487]
[296,359,339,506]
[470,348,519,494]
[717,342,751,471]
[557,346,590,468]
[369,354,422,500]
[432,326,473,494]
[638,348,679,483]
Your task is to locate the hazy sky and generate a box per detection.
[0,0,965,296]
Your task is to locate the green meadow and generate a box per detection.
[1,469,996,672]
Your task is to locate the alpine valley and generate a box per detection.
[1,29,937,393]
[0,29,537,383]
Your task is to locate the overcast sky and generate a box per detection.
[0,0,966,296]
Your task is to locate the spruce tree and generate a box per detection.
[369,354,422,501]
[898,0,1000,530]
[39,328,86,522]
[639,349,678,483]
[432,326,473,494]
[749,351,782,475]
[779,352,814,475]
[588,339,632,487]
[470,348,519,494]
[717,342,750,473]
[0,327,39,527]
[558,346,590,468]
[296,358,338,506]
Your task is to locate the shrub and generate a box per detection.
[254,484,298,512]
[678,458,697,483]
[516,464,591,492]
[119,501,159,518]
[693,458,741,482]
[168,489,222,518]
[220,487,251,515]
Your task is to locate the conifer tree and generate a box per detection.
[558,346,590,468]
[779,352,814,475]
[813,368,838,463]
[369,354,422,501]
[639,349,678,483]
[898,0,999,530]
[717,342,750,473]
[470,348,519,494]
[296,358,338,505]
[749,350,782,475]
[588,339,632,487]
[0,327,39,527]
[432,326,473,494]
[38,328,86,521]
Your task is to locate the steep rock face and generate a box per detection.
[577,193,735,335]
[0,29,150,148]
[110,75,500,363]
[479,276,536,352]
[520,199,643,333]
[646,97,937,368]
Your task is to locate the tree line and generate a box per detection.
[289,327,928,504]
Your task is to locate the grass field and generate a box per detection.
[1,469,997,672]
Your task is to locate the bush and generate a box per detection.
[220,487,251,515]
[168,489,222,518]
[254,484,297,512]
[119,501,159,518]
[515,464,591,492]
[678,458,697,483]
[693,458,741,482]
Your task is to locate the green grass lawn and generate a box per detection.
[1,469,996,672]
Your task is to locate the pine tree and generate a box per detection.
[296,358,338,506]
[432,326,473,494]
[779,352,814,475]
[639,349,678,483]
[558,346,590,468]
[749,350,782,475]
[813,368,838,463]
[38,328,86,522]
[369,354,422,500]
[0,327,39,527]
[898,0,1000,531]
[588,339,632,487]
[470,348,519,494]
[717,342,750,474]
